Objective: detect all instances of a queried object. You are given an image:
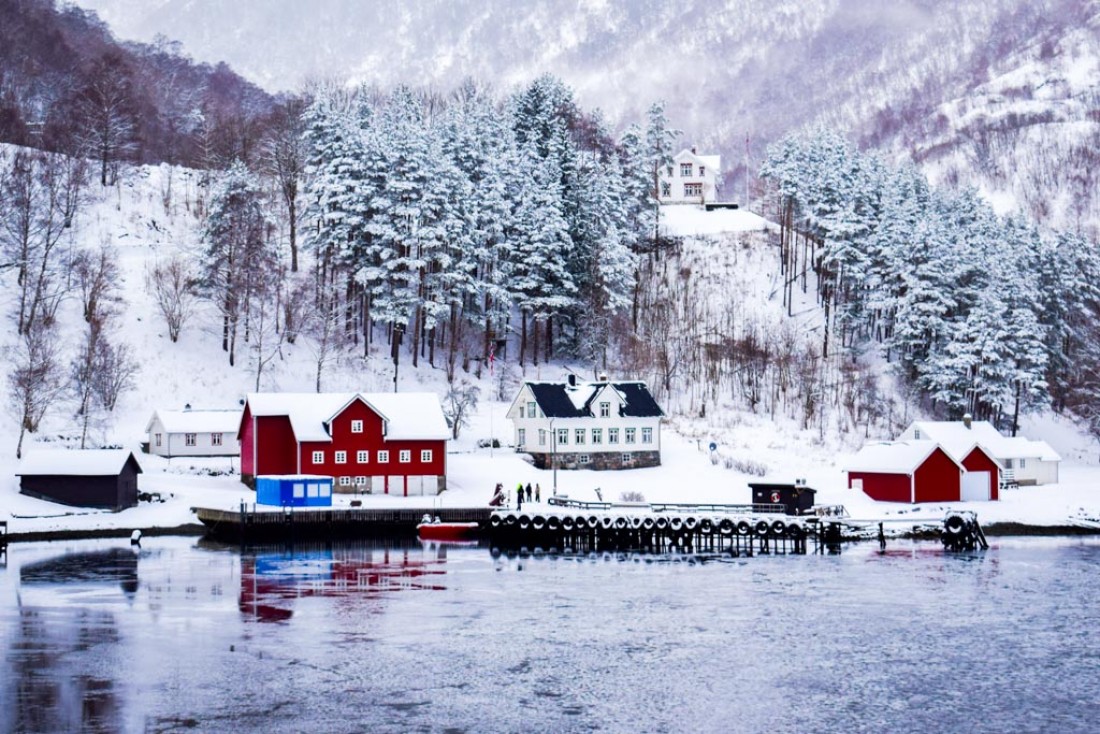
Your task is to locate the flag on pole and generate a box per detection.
[488,343,495,376]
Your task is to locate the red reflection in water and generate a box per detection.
[239,547,449,622]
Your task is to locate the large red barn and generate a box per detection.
[845,441,965,503]
[238,392,450,495]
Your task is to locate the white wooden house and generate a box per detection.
[146,408,242,458]
[898,418,1060,486]
[506,375,664,470]
[658,147,721,204]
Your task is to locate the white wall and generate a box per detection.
[148,419,239,458]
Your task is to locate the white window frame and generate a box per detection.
[600,402,610,418]
[622,453,633,463]
[355,476,367,486]
[579,454,591,465]
[357,450,369,464]
[699,166,705,177]
[642,427,653,444]
[1020,458,1027,468]
[680,162,692,177]
[660,181,671,197]
[518,428,526,447]
[351,420,363,434]
[185,433,196,447]
[335,450,347,464]
[339,476,351,487]
[539,429,546,447]
[557,428,568,446]
[211,432,223,447]
[312,450,324,464]
[575,428,586,445]
[528,401,537,418]
[625,428,636,444]
[155,433,162,447]
[592,428,603,445]
[421,449,432,463]
[684,182,703,197]
[608,428,619,444]
[399,449,411,463]
[378,450,389,463]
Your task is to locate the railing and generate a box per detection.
[804,504,848,518]
[545,497,613,511]
[650,502,787,515]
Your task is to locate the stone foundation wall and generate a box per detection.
[528,451,660,471]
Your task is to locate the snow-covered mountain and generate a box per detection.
[72,0,1100,234]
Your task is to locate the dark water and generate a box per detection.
[1,536,1098,733]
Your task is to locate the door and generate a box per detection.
[961,471,990,501]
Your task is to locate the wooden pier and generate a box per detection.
[192,505,492,542]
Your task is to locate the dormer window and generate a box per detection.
[680,163,692,177]
[600,402,610,418]
[699,166,705,177]
[914,430,921,440]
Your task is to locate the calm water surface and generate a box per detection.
[0,535,1098,733]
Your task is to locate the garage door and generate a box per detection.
[961,471,990,501]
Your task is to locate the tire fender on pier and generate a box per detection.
[770,520,787,536]
[737,520,752,535]
[754,520,770,536]
[719,519,734,535]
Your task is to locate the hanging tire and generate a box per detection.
[945,515,966,534]
[547,515,561,531]
[655,516,670,530]
[684,516,699,531]
[600,516,615,530]
[699,518,714,534]
[719,519,734,535]
[504,513,517,527]
[630,516,644,530]
[576,515,588,530]
[519,514,531,530]
[561,516,575,531]
[642,517,656,530]
[670,517,684,531]
[614,516,629,530]
[490,514,502,528]
[787,522,805,539]
[770,520,787,536]
[737,520,752,535]
[755,520,770,536]
[587,515,600,529]
[532,515,546,530]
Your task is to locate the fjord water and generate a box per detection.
[1,536,1097,733]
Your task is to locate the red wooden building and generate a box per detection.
[845,441,965,503]
[238,392,450,495]
[956,444,1001,502]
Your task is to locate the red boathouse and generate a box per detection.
[845,441,965,503]
[238,392,450,495]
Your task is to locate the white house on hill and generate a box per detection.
[507,375,664,470]
[898,418,1061,486]
[146,407,242,458]
[659,147,721,204]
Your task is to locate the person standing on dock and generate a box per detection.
[525,483,533,503]
[516,482,524,510]
[535,484,541,503]
[878,522,886,551]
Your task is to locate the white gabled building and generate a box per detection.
[658,147,721,204]
[506,375,664,470]
[898,418,1061,486]
[146,407,242,458]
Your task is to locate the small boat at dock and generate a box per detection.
[417,515,480,541]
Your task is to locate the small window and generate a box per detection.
[592,428,603,445]
[355,476,367,486]
[185,433,196,447]
[660,182,671,197]
[642,427,653,444]
[211,433,223,447]
[557,428,568,446]
[518,428,526,447]
[155,433,162,447]
[320,483,332,497]
[421,449,432,462]
[914,429,921,440]
[684,182,703,197]
[608,428,619,444]
[337,477,350,488]
[622,453,632,463]
[599,402,610,418]
[625,428,636,444]
[1019,458,1027,468]
[351,420,363,433]
[399,450,411,463]
[680,162,692,177]
[335,450,347,464]
[539,429,547,446]
[699,166,705,177]
[666,165,673,177]
[307,483,320,497]
[312,450,324,464]
[357,450,369,463]
[851,478,863,491]
[527,401,536,418]
[575,428,586,445]
[293,483,305,498]
[378,450,389,463]
[579,454,590,464]
[519,406,525,418]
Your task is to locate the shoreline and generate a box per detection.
[2,521,1097,545]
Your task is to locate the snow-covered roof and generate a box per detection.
[146,409,242,435]
[522,380,663,419]
[244,392,450,442]
[908,421,1060,462]
[17,449,142,477]
[845,441,961,475]
[672,148,721,171]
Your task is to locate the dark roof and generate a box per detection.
[525,381,664,419]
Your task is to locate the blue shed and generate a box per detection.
[255,474,333,507]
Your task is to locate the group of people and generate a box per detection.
[489,481,541,508]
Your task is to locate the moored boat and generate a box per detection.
[417,516,480,541]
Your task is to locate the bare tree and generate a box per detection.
[262,98,305,272]
[72,243,121,324]
[77,53,137,187]
[9,325,65,458]
[443,381,480,439]
[92,336,139,413]
[304,291,345,392]
[147,256,196,342]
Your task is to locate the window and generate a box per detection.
[338,476,351,487]
[307,483,320,497]
[660,182,671,197]
[378,450,389,463]
[699,166,705,177]
[600,402,610,418]
[211,433,223,447]
[518,428,526,447]
[421,449,432,463]
[351,420,363,433]
[519,406,524,418]
[684,183,703,197]
[666,165,673,177]
[622,453,633,463]
[914,429,921,440]
[592,428,603,445]
[608,428,619,444]
[320,483,331,497]
[357,450,369,464]
[539,429,547,446]
[579,454,591,464]
[335,450,347,464]
[851,478,863,491]
[355,476,367,487]
[185,433,196,447]
[680,162,692,177]
[293,483,305,498]
[312,450,324,464]
[557,428,568,446]
[528,401,537,418]
[399,450,411,463]
[625,428,636,444]
[155,433,162,447]
[642,427,653,444]
[575,428,586,445]
[1020,458,1027,468]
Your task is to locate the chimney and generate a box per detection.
[598,372,608,382]
[691,145,697,155]
[184,403,192,411]
[567,374,577,388]
[963,413,972,429]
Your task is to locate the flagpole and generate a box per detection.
[489,343,495,458]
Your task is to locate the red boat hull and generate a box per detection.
[417,522,480,541]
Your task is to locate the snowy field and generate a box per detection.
[2,157,1099,538]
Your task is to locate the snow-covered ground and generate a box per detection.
[2,157,1099,538]
[658,204,773,238]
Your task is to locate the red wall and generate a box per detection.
[850,472,911,503]
[914,447,961,503]
[962,448,1000,501]
[239,404,254,477]
[256,415,299,476]
[297,398,446,494]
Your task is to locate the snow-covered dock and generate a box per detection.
[193,505,491,542]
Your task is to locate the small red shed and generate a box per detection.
[957,444,1001,502]
[845,441,965,503]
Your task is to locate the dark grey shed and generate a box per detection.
[17,449,142,511]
